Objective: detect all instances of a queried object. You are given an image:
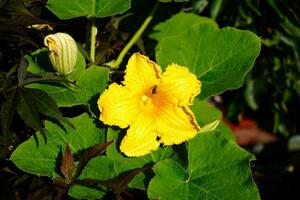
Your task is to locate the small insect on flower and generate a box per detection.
[44,32,78,75]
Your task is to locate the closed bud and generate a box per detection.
[44,32,78,75]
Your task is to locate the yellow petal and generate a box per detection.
[120,116,160,157]
[98,83,140,128]
[123,53,162,92]
[159,64,201,106]
[156,103,200,145]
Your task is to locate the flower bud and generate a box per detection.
[44,32,78,75]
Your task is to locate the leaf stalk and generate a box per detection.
[109,1,160,69]
[90,18,97,63]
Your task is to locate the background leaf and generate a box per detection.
[155,23,261,99]
[46,0,131,19]
[10,113,105,177]
[149,12,217,41]
[148,131,260,200]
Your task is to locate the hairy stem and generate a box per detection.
[110,1,160,69]
[90,18,97,63]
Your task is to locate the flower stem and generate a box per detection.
[90,18,97,63]
[110,1,160,69]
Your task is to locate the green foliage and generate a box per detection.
[46,0,131,19]
[26,49,109,107]
[0,55,72,145]
[149,12,217,40]
[10,97,241,199]
[152,16,261,99]
[148,131,259,200]
[10,113,106,177]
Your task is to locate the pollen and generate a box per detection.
[141,95,152,105]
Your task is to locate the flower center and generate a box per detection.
[141,95,152,105]
[141,85,158,105]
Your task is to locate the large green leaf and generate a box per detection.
[156,23,261,99]
[26,49,109,107]
[10,113,105,177]
[148,131,260,200]
[149,12,217,41]
[46,0,131,19]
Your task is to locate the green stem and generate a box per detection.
[110,1,160,69]
[90,18,97,63]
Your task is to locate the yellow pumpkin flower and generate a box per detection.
[98,53,201,157]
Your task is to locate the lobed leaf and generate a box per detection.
[46,0,131,19]
[149,12,217,41]
[148,131,260,200]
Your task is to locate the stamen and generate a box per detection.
[141,95,152,105]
